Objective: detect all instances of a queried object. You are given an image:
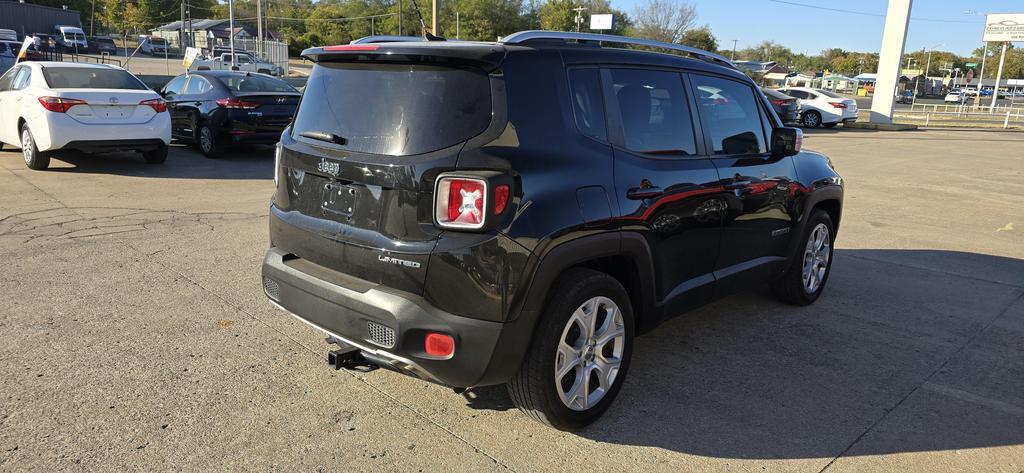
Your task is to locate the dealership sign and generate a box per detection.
[590,14,614,31]
[983,13,1024,42]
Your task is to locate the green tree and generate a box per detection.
[679,25,715,52]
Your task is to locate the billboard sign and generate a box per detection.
[983,13,1024,42]
[590,14,614,31]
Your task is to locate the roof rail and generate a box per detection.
[500,30,735,69]
[350,35,426,44]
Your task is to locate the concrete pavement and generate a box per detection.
[0,130,1022,471]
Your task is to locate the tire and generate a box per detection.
[771,209,835,306]
[142,146,168,164]
[20,124,50,170]
[801,110,822,128]
[507,267,635,431]
[822,123,838,129]
[196,123,224,158]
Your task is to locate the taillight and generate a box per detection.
[140,98,167,113]
[436,177,487,229]
[424,333,454,358]
[216,97,260,109]
[37,96,87,113]
[829,102,848,109]
[770,99,786,106]
[494,184,510,215]
[273,142,282,188]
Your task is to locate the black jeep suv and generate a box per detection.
[261,31,843,431]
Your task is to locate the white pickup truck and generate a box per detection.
[189,51,282,76]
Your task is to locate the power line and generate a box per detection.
[767,0,979,24]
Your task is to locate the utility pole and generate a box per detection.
[989,41,1007,113]
[90,0,95,36]
[572,6,587,32]
[731,39,738,61]
[228,0,236,69]
[398,0,402,36]
[431,0,438,36]
[455,11,459,39]
[256,0,263,57]
[180,1,185,51]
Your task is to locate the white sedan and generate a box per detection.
[776,87,858,128]
[0,61,170,170]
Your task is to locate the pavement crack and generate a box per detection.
[818,289,1024,472]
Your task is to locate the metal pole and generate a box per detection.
[431,0,438,35]
[399,0,403,35]
[989,42,1007,113]
[180,1,185,52]
[731,39,738,61]
[977,42,987,98]
[90,0,95,36]
[371,16,375,35]
[229,0,236,69]
[256,0,263,57]
[456,12,459,39]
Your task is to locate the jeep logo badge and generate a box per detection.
[317,158,340,177]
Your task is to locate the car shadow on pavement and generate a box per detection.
[19,144,274,180]
[471,249,1024,459]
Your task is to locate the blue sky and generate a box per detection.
[610,0,1022,56]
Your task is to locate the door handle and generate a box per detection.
[194,101,203,106]
[723,180,751,189]
[627,186,663,200]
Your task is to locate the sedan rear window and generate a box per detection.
[293,62,491,156]
[217,75,296,93]
[816,89,844,99]
[42,67,147,90]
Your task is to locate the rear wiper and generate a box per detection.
[640,149,690,156]
[299,131,347,145]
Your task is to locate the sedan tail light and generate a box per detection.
[828,102,848,109]
[216,97,260,109]
[139,98,167,113]
[770,99,787,106]
[38,96,87,113]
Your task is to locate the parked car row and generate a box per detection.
[762,86,859,128]
[0,61,297,168]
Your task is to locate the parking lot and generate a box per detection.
[0,129,1022,471]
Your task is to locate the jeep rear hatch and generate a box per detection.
[272,49,501,295]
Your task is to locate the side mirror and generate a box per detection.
[772,127,803,158]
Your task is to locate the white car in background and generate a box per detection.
[776,87,858,128]
[0,62,171,170]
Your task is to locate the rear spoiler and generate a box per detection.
[301,42,507,71]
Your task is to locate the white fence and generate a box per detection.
[229,38,289,75]
[893,109,1024,129]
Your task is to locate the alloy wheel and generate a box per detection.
[21,129,33,165]
[200,127,213,153]
[803,113,820,127]
[554,296,626,411]
[802,223,831,293]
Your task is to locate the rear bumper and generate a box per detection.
[65,139,166,153]
[261,247,511,388]
[39,112,171,151]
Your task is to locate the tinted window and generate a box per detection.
[12,67,31,90]
[293,62,492,156]
[781,89,806,99]
[567,68,607,142]
[217,74,296,93]
[609,68,696,155]
[183,76,212,95]
[0,42,9,54]
[162,75,187,95]
[0,66,19,91]
[42,67,147,89]
[693,75,768,155]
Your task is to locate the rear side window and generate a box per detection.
[12,67,32,90]
[293,62,492,156]
[0,66,19,91]
[42,67,147,89]
[183,76,213,95]
[217,75,295,93]
[162,75,187,95]
[692,75,768,155]
[567,68,607,142]
[609,68,697,156]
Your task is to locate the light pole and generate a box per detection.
[228,0,236,69]
[964,11,988,109]
[913,43,943,109]
[731,39,738,61]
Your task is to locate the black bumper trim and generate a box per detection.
[261,247,509,387]
[64,139,166,153]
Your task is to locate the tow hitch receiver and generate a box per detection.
[327,340,379,372]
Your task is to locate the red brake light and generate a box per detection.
[140,98,167,113]
[216,97,260,109]
[38,96,87,113]
[770,99,786,106]
[494,184,510,215]
[828,102,847,109]
[424,333,454,358]
[435,176,487,229]
[324,44,380,52]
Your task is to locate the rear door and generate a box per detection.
[604,67,723,313]
[689,73,801,293]
[273,60,496,294]
[160,75,188,135]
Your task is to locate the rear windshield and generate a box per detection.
[42,67,147,89]
[217,74,296,93]
[293,62,492,156]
